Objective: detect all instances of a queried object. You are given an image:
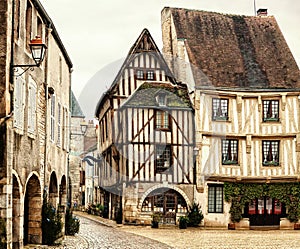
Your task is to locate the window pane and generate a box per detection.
[212,98,228,120]
[208,185,223,213]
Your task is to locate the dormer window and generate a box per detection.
[146,70,155,80]
[156,93,167,106]
[136,70,144,79]
[263,100,279,122]
[212,98,228,121]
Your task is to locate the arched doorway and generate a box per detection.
[12,174,22,249]
[141,188,188,224]
[24,174,42,245]
[49,172,58,207]
[59,176,67,207]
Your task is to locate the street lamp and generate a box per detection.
[11,36,47,76]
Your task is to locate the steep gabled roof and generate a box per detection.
[71,91,85,118]
[122,82,192,109]
[166,7,300,90]
[95,29,176,117]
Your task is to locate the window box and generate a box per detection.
[213,116,229,121]
[263,117,279,122]
[262,161,279,167]
[222,160,238,165]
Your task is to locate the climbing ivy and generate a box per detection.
[224,182,300,223]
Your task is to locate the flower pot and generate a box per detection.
[294,223,300,230]
[228,223,235,230]
[179,221,187,229]
[151,221,159,228]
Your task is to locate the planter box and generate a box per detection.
[228,223,235,230]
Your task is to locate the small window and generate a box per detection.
[28,79,37,134]
[146,70,155,80]
[155,145,172,173]
[263,100,279,122]
[208,185,223,213]
[262,140,279,166]
[155,110,170,130]
[221,139,238,165]
[212,98,228,121]
[156,94,167,106]
[136,70,144,79]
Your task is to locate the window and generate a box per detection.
[263,100,279,122]
[146,70,155,80]
[14,75,25,130]
[136,70,144,79]
[50,95,55,142]
[155,145,172,173]
[57,103,61,146]
[155,110,170,130]
[208,185,223,213]
[262,140,279,166]
[212,98,228,121]
[156,94,167,106]
[25,1,32,50]
[28,78,37,134]
[221,139,238,165]
[135,69,156,80]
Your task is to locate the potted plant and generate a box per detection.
[151,212,162,228]
[186,202,204,227]
[178,216,189,229]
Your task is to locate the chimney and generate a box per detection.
[257,8,268,16]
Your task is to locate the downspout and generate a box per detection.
[10,0,15,110]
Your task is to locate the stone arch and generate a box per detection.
[49,172,58,207]
[12,173,23,249]
[138,184,191,210]
[59,175,67,206]
[24,173,42,245]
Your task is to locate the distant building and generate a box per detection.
[162,7,300,229]
[0,0,72,247]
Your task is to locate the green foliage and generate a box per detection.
[224,182,300,223]
[42,200,63,245]
[186,202,204,227]
[65,208,80,235]
[178,216,189,229]
[0,218,6,249]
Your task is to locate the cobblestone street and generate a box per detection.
[31,213,300,249]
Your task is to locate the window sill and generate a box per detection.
[222,162,239,166]
[262,118,280,123]
[212,117,229,122]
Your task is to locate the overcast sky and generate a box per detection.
[40,0,300,100]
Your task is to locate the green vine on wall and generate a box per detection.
[224,182,300,223]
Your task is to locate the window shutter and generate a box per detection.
[57,103,61,146]
[14,75,25,130]
[50,95,55,142]
[28,78,37,134]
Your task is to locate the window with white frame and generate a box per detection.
[221,139,238,165]
[156,93,167,106]
[136,70,144,79]
[50,95,55,142]
[262,140,279,166]
[28,78,37,134]
[263,100,279,122]
[212,98,228,121]
[14,75,25,130]
[208,184,223,213]
[146,70,155,80]
[155,145,172,173]
[57,103,61,146]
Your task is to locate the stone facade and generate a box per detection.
[0,0,72,248]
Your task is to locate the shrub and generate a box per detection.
[42,201,63,245]
[65,208,80,235]
[178,216,189,229]
[187,202,204,227]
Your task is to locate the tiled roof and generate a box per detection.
[123,82,192,109]
[168,8,300,89]
[71,91,85,117]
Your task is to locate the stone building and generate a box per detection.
[95,29,195,224]
[162,7,300,229]
[0,0,72,247]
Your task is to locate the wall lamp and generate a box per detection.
[12,36,47,76]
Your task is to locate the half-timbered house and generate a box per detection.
[95,29,195,224]
[162,7,300,229]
